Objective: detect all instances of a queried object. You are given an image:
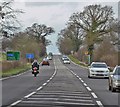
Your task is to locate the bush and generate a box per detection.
[2,60,26,72]
[100,54,118,67]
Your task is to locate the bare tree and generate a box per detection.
[58,24,82,53]
[0,0,24,35]
[68,4,115,63]
[26,23,55,46]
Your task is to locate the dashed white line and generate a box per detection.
[96,101,104,107]
[43,83,47,86]
[83,83,87,86]
[50,77,52,80]
[47,80,50,83]
[91,92,98,98]
[24,92,36,98]
[37,86,43,91]
[86,87,92,91]
[10,100,22,106]
[81,80,84,83]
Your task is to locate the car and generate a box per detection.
[108,65,120,92]
[62,55,68,61]
[41,58,50,66]
[63,58,70,64]
[47,55,52,60]
[88,62,110,78]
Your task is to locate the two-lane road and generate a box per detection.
[2,55,120,107]
[2,59,55,106]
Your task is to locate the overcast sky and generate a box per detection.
[13,0,119,54]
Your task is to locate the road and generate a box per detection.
[2,55,120,107]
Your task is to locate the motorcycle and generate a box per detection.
[32,67,39,77]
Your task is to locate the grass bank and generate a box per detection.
[68,55,88,67]
[1,63,31,77]
[1,57,43,78]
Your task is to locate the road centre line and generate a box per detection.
[43,83,47,86]
[24,92,36,98]
[96,101,104,107]
[81,80,84,83]
[37,86,43,91]
[10,100,22,106]
[86,87,92,91]
[47,80,50,83]
[91,92,98,98]
[83,83,87,86]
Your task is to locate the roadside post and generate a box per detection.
[85,51,91,65]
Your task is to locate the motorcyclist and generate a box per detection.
[32,59,39,73]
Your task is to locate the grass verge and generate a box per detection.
[1,63,31,78]
[68,55,88,67]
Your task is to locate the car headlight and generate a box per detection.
[91,70,95,72]
[113,78,118,82]
[106,70,109,72]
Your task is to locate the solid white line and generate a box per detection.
[91,92,98,98]
[37,86,43,91]
[83,83,87,86]
[96,101,104,107]
[24,92,36,98]
[10,100,22,106]
[86,87,92,91]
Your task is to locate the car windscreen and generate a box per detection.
[64,58,69,61]
[114,67,120,75]
[92,64,107,68]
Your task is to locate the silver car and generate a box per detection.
[108,65,120,92]
[88,62,110,78]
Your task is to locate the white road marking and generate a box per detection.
[86,87,92,91]
[83,83,87,86]
[81,80,84,83]
[24,92,36,98]
[43,83,47,86]
[91,92,98,98]
[37,86,43,91]
[10,100,22,106]
[47,80,50,83]
[96,101,104,107]
[50,77,52,80]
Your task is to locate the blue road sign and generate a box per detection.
[26,53,34,59]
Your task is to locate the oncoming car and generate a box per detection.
[63,58,70,64]
[108,65,120,92]
[88,62,110,78]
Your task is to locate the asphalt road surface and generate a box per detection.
[2,55,120,107]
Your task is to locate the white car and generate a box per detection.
[63,58,70,64]
[88,62,110,78]
[108,65,120,92]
